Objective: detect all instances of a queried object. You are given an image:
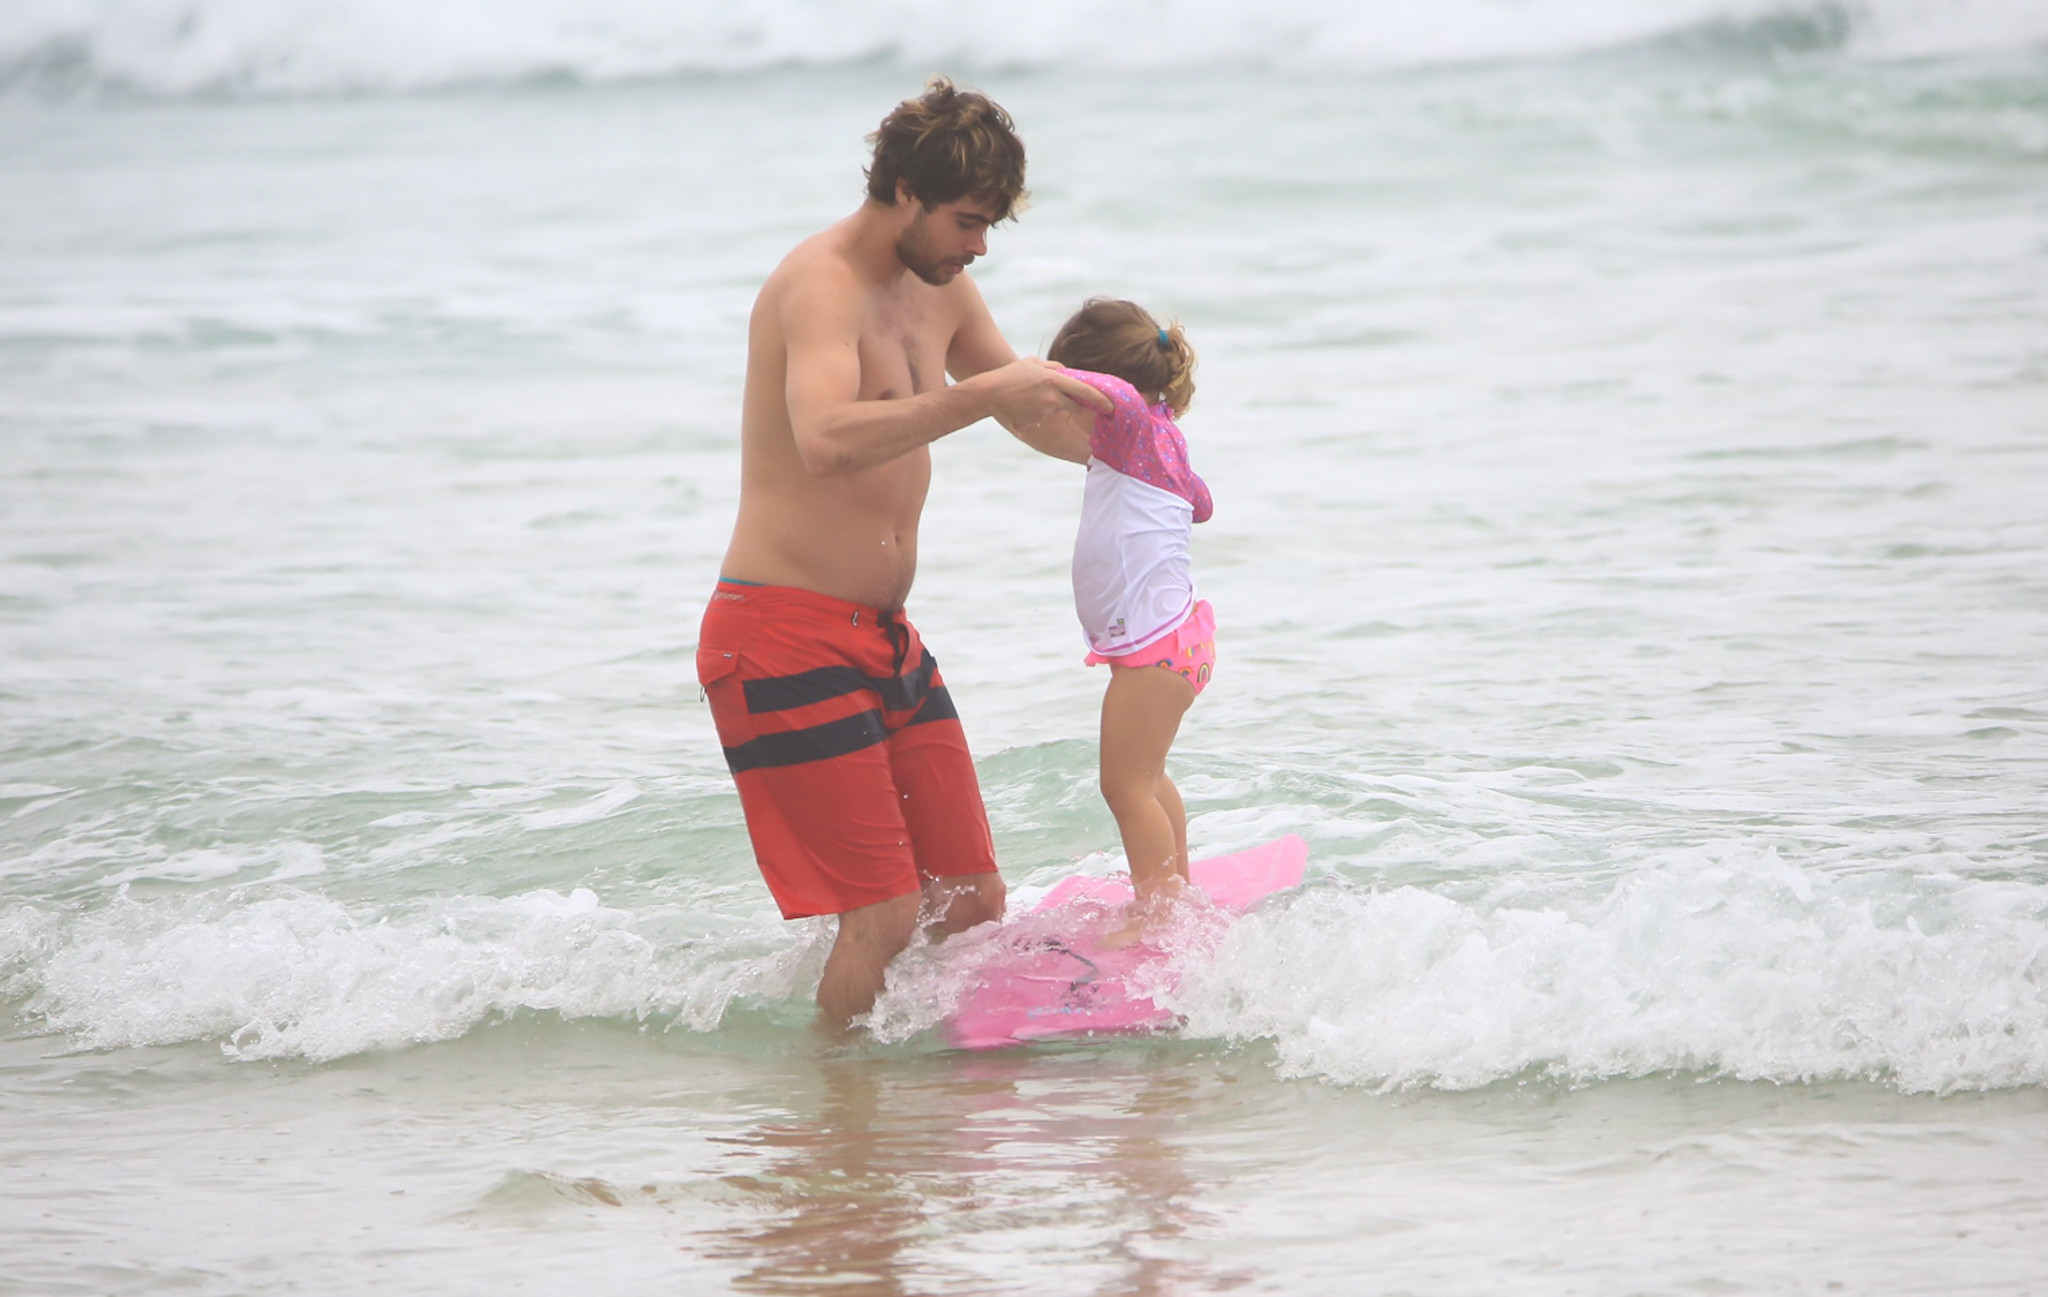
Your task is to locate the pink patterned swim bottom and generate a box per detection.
[1084,599,1217,696]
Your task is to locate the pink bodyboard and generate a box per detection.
[944,835,1307,1050]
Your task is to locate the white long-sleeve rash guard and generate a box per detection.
[1065,370,1214,659]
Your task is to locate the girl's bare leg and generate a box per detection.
[1099,664,1195,939]
[1155,772,1189,881]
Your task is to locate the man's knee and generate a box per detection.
[836,891,921,958]
[956,872,1006,926]
[924,871,1005,932]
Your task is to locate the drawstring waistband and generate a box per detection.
[878,608,910,677]
[846,605,911,676]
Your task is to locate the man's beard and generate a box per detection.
[895,217,962,286]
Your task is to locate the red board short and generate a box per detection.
[696,579,999,920]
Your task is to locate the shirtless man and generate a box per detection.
[697,78,1109,1027]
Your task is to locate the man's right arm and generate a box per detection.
[781,273,1112,477]
[946,274,1103,465]
[781,271,989,476]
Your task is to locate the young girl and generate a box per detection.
[1046,298,1215,938]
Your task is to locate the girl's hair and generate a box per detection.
[1045,298,1197,417]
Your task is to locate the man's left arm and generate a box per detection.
[947,277,1095,465]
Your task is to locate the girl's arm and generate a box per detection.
[1064,370,1213,520]
[1186,466,1213,524]
[1063,371,1154,467]
[947,277,1105,464]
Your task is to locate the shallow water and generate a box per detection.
[7,1025,2048,1295]
[4,1,2048,1291]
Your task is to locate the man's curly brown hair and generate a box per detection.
[865,76,1028,221]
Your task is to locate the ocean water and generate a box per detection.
[4,1,2047,1292]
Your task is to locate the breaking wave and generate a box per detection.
[3,0,2044,98]
[13,846,2041,1095]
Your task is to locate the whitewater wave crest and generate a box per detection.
[1176,846,2048,1095]
[6,846,2045,1094]
[1,886,827,1061]
[3,0,2044,97]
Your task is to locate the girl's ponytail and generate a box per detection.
[1157,320,1196,417]
[1047,298,1198,417]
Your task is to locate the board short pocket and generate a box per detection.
[695,647,750,748]
[696,646,739,685]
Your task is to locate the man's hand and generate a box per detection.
[970,357,1111,465]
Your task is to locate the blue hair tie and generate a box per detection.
[1157,327,1171,348]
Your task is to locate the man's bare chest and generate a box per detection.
[856,307,950,402]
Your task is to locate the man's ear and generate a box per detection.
[895,179,922,211]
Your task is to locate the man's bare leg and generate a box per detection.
[920,871,1006,938]
[816,891,921,1029]
[813,876,1004,1030]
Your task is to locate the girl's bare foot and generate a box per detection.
[1098,876,1189,950]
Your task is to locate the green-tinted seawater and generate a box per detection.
[4,26,2047,1292]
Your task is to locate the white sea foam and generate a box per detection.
[516,781,641,830]
[102,840,327,886]
[3,0,2044,96]
[864,849,2048,1096]
[2,887,828,1061]
[16,849,2031,1091]
[1173,848,2048,1095]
